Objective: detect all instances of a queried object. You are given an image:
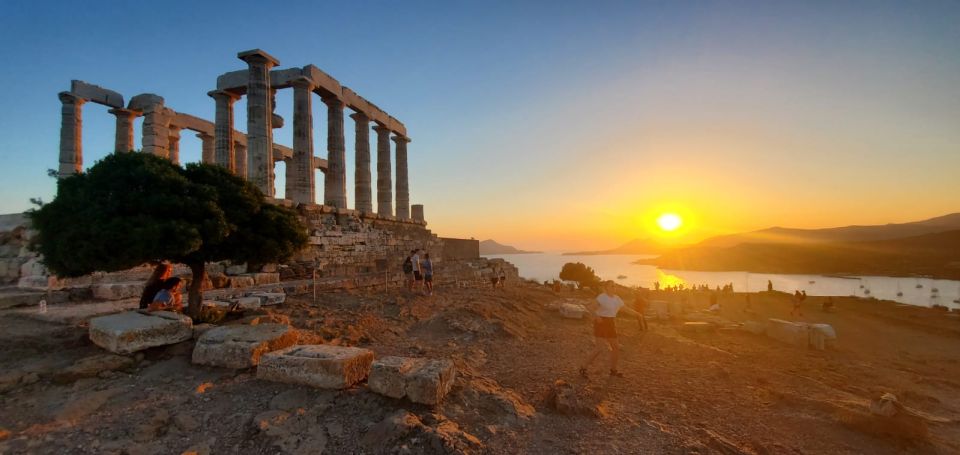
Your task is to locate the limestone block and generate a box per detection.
[70,80,124,108]
[249,292,285,306]
[766,319,809,348]
[230,276,255,288]
[89,311,193,354]
[92,282,143,301]
[648,300,669,319]
[368,357,457,405]
[225,264,247,275]
[809,323,837,351]
[18,275,55,290]
[257,345,374,389]
[192,323,298,369]
[559,303,587,319]
[233,296,262,310]
[251,272,279,285]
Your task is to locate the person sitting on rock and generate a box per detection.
[139,263,172,309]
[579,281,644,378]
[149,277,183,312]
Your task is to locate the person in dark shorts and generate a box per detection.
[411,249,423,290]
[490,267,500,289]
[579,281,644,378]
[422,253,434,295]
[633,292,649,331]
[402,251,415,291]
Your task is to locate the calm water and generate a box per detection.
[486,253,960,309]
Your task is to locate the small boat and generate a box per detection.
[932,288,939,293]
[616,275,627,280]
[859,284,864,289]
[808,280,816,285]
[916,284,923,289]
[864,289,871,295]
[896,282,903,297]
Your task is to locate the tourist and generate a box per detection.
[498,268,507,289]
[402,251,415,291]
[411,249,423,291]
[767,280,774,292]
[633,292,649,331]
[579,281,644,378]
[822,297,835,312]
[149,277,183,312]
[490,267,500,289]
[139,263,172,309]
[422,253,434,295]
[790,290,804,317]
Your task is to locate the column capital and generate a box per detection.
[349,111,369,122]
[196,131,213,140]
[238,48,280,67]
[208,89,241,102]
[321,95,345,108]
[108,107,140,118]
[58,91,85,105]
[391,135,411,144]
[289,77,315,90]
[372,124,392,134]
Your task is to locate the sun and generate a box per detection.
[656,213,683,232]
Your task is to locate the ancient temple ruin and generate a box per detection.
[56,49,421,221]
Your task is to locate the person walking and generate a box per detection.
[422,253,434,296]
[402,251,415,291]
[411,249,423,292]
[579,281,644,378]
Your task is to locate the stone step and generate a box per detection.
[257,344,374,389]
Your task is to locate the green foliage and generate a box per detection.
[559,262,601,290]
[29,152,309,316]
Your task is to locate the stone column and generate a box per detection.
[235,142,248,178]
[411,204,425,222]
[323,97,347,209]
[58,92,84,178]
[238,49,279,197]
[198,133,215,164]
[350,112,372,213]
[209,90,240,173]
[141,105,171,158]
[109,108,137,153]
[392,135,411,220]
[373,124,393,217]
[287,78,315,205]
[168,127,182,165]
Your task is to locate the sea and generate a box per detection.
[484,253,960,310]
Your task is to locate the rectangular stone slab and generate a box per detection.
[249,292,285,306]
[257,345,374,389]
[559,303,587,319]
[767,319,810,348]
[192,323,298,369]
[368,356,457,405]
[89,311,193,354]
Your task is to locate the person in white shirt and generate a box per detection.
[411,249,423,291]
[579,281,643,378]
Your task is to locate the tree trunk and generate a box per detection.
[188,261,206,320]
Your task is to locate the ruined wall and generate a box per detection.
[440,237,479,260]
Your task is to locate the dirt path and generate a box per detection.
[1,285,958,454]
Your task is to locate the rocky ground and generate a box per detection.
[1,282,959,454]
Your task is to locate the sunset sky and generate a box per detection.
[1,1,958,252]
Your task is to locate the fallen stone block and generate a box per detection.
[257,344,374,389]
[251,272,280,285]
[192,324,298,368]
[767,318,809,348]
[809,323,837,350]
[680,321,714,333]
[91,282,143,301]
[559,303,587,319]
[89,311,193,354]
[368,356,457,405]
[229,276,255,288]
[249,292,286,306]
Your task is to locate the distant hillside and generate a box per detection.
[479,239,540,255]
[698,213,960,248]
[565,238,673,256]
[638,229,960,279]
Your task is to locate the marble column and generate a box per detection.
[392,135,411,220]
[58,92,84,178]
[168,127,182,165]
[411,204,425,222]
[238,49,279,197]
[109,108,137,153]
[141,104,171,158]
[209,90,240,173]
[288,78,315,205]
[373,124,393,217]
[198,133,214,164]
[235,142,248,179]
[350,112,372,213]
[323,97,347,209]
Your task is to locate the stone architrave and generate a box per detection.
[238,49,279,197]
[198,133,215,164]
[392,135,411,220]
[168,126,182,165]
[257,344,374,389]
[109,108,138,153]
[58,92,85,178]
[192,323,297,369]
[89,311,193,354]
[209,90,240,173]
[235,142,248,178]
[323,97,347,208]
[373,124,393,216]
[350,112,372,213]
[288,78,315,204]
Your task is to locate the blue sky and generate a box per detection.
[1,1,958,250]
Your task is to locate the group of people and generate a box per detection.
[490,267,507,289]
[138,263,184,312]
[402,249,434,295]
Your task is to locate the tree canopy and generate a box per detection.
[559,262,601,290]
[29,152,308,317]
